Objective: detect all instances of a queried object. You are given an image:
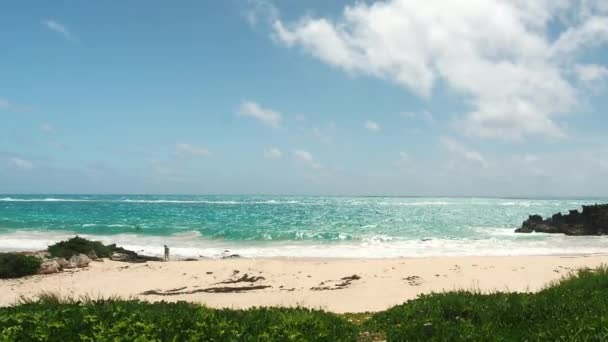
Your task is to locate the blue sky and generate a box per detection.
[1,0,608,196]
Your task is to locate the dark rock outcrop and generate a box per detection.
[516,204,608,235]
[107,245,163,263]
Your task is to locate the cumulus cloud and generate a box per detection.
[42,19,76,41]
[273,0,608,140]
[8,157,34,171]
[364,120,380,132]
[238,100,282,128]
[175,143,211,157]
[576,64,608,82]
[441,137,487,168]
[264,147,282,159]
[293,149,322,169]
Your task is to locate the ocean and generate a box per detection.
[0,195,607,258]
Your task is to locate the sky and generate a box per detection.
[1,0,608,196]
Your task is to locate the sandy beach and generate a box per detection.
[2,254,608,313]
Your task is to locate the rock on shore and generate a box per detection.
[107,245,163,263]
[516,204,608,235]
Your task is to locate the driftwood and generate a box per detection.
[165,286,188,292]
[140,285,271,296]
[221,254,241,259]
[217,273,265,284]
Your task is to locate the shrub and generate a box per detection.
[47,236,112,259]
[0,253,42,279]
[368,266,608,341]
[0,299,358,341]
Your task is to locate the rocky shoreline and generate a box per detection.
[516,204,608,235]
[34,249,163,275]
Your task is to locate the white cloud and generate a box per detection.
[293,149,322,169]
[175,143,211,157]
[0,98,8,109]
[264,147,282,159]
[441,137,487,168]
[40,123,56,134]
[364,120,381,132]
[238,100,282,128]
[273,1,608,140]
[8,157,34,171]
[576,64,608,82]
[42,19,76,41]
[245,0,279,27]
[551,16,608,56]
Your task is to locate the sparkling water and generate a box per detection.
[1,195,607,258]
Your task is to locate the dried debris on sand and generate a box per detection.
[217,273,265,284]
[140,270,270,295]
[311,274,361,291]
[140,285,271,296]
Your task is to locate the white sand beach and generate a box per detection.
[2,255,608,313]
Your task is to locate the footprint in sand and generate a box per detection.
[404,275,423,286]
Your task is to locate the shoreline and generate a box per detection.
[3,229,608,260]
[6,247,608,261]
[2,254,608,313]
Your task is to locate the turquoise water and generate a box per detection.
[1,195,607,258]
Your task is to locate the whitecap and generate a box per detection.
[0,197,91,202]
[2,230,608,259]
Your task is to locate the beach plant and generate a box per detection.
[0,298,358,341]
[0,253,41,279]
[367,265,608,341]
[47,236,112,259]
[2,266,608,341]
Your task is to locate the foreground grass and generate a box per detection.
[1,266,608,341]
[0,296,357,342]
[368,266,608,341]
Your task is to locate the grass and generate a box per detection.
[0,296,357,342]
[366,266,608,341]
[1,266,608,341]
[0,253,41,279]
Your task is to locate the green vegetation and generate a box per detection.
[47,236,112,259]
[367,266,608,341]
[0,253,41,279]
[1,267,608,341]
[0,296,357,341]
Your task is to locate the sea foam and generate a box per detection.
[2,230,608,259]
